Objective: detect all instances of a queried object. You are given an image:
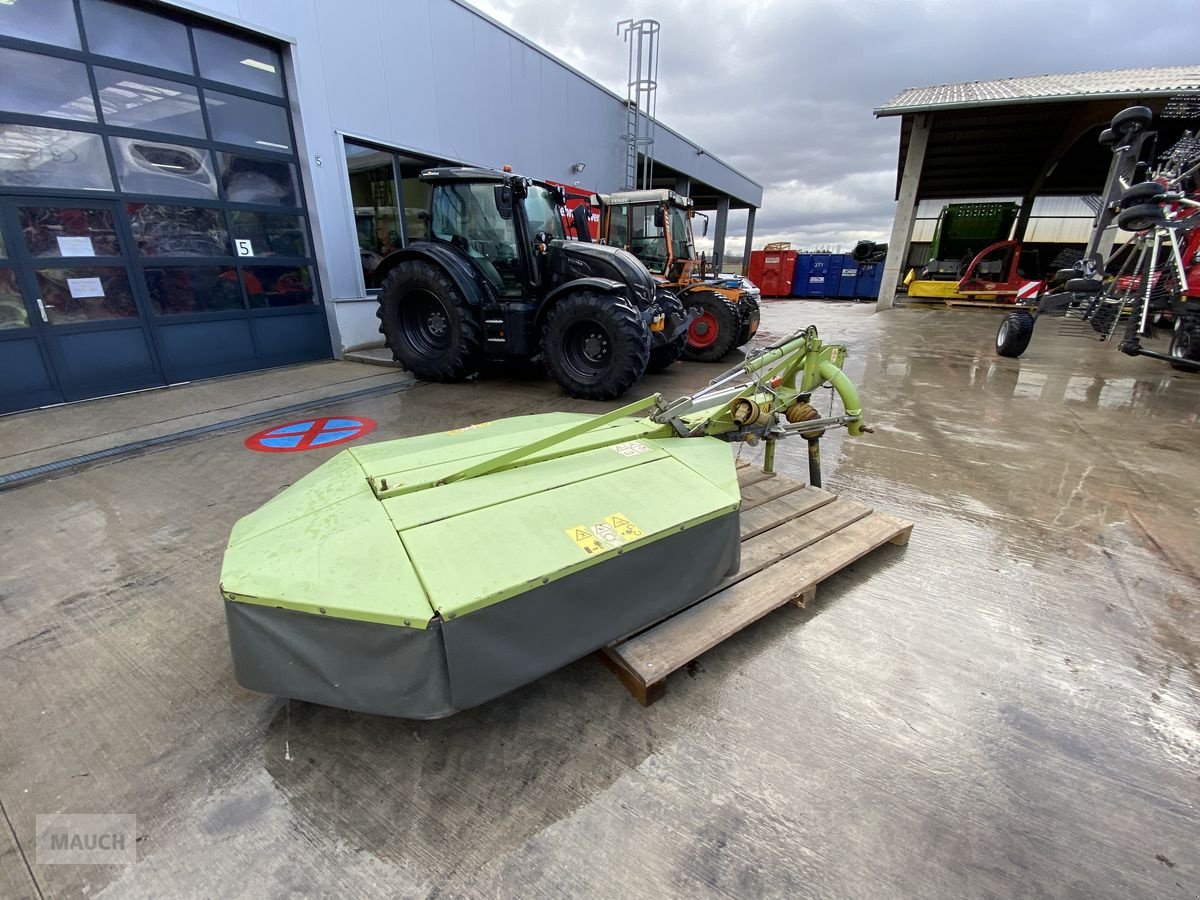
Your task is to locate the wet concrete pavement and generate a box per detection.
[1,300,1197,898]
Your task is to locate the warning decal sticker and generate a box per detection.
[567,514,645,555]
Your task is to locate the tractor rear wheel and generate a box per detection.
[681,291,739,362]
[542,291,650,400]
[645,291,687,374]
[377,260,482,380]
[996,310,1035,357]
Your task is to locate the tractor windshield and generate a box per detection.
[669,205,693,260]
[523,186,565,240]
[630,205,669,274]
[430,182,522,297]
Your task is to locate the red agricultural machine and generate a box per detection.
[995,106,1200,371]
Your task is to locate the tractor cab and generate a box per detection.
[423,167,566,298]
[599,189,704,285]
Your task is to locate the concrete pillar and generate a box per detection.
[876,113,931,311]
[712,196,730,272]
[675,175,691,197]
[741,207,757,273]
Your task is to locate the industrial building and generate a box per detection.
[0,0,762,415]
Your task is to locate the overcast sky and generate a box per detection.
[470,0,1197,259]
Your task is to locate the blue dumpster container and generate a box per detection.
[791,254,811,297]
[804,253,834,297]
[836,255,860,299]
[855,261,883,300]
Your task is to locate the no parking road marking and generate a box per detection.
[244,416,376,452]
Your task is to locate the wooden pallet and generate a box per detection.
[600,465,913,705]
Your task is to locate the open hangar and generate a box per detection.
[0,0,761,415]
[872,66,1200,309]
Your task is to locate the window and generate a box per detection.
[193,27,283,97]
[608,209,629,252]
[0,48,96,122]
[243,265,315,308]
[230,212,308,258]
[0,270,28,330]
[18,206,121,257]
[80,0,192,73]
[0,125,112,191]
[345,141,399,290]
[205,90,290,152]
[95,68,205,138]
[35,267,138,323]
[0,0,80,50]
[431,183,521,297]
[669,206,692,260]
[110,137,217,199]
[523,186,565,240]
[218,153,299,205]
[630,205,668,273]
[145,266,243,314]
[401,176,430,242]
[126,204,230,256]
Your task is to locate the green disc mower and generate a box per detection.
[221,326,868,718]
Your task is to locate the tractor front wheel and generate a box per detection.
[681,291,739,362]
[996,310,1035,358]
[542,292,650,400]
[377,260,482,380]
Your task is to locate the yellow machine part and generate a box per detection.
[906,276,966,300]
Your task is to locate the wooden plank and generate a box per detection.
[731,497,871,582]
[738,486,836,540]
[738,476,805,510]
[737,467,775,489]
[611,511,912,684]
[596,648,665,706]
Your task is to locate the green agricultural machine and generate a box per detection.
[221,327,865,718]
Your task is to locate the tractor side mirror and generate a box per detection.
[654,206,665,229]
[702,218,708,237]
[494,185,513,219]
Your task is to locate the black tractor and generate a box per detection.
[373,166,692,400]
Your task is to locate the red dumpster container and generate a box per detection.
[750,247,798,297]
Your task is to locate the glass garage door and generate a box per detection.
[0,0,328,415]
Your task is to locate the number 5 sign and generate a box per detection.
[235,239,254,257]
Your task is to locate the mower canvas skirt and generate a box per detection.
[220,412,741,718]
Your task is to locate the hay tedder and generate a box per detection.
[995,106,1200,371]
[220,326,904,716]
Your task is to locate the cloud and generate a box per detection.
[470,0,1199,254]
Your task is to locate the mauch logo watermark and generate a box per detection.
[35,814,136,866]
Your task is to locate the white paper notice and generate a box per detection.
[235,239,254,257]
[67,277,105,299]
[56,236,95,257]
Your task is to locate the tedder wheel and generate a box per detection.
[1110,105,1152,137]
[542,291,650,400]
[645,290,687,374]
[1119,181,1167,207]
[995,310,1035,358]
[1117,203,1166,232]
[377,260,482,380]
[1168,328,1200,372]
[681,290,739,362]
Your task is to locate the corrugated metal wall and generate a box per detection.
[910,196,1104,246]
